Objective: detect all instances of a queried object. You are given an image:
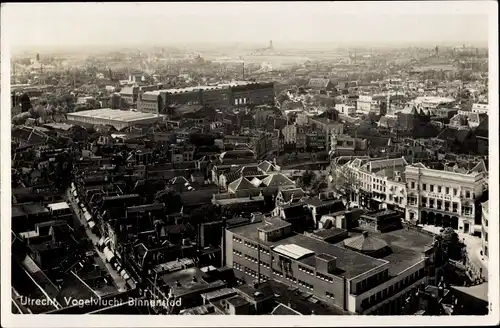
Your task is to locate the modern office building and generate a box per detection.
[225,215,443,314]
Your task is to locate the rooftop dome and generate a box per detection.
[343,231,390,254]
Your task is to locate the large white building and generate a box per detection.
[335,104,356,117]
[66,108,162,130]
[404,162,487,234]
[338,157,408,211]
[356,95,374,114]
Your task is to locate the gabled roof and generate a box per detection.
[468,160,487,174]
[279,188,306,202]
[258,160,276,173]
[271,303,302,315]
[250,177,263,187]
[227,177,257,193]
[262,173,294,187]
[307,78,331,89]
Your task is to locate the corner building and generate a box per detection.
[225,216,444,314]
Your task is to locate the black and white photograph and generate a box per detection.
[1,2,498,327]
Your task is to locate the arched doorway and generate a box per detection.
[435,213,443,227]
[443,215,451,228]
[420,211,428,225]
[451,216,459,230]
[428,212,436,226]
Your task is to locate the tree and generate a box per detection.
[329,164,360,202]
[440,227,464,261]
[190,204,220,227]
[311,176,328,196]
[154,187,182,214]
[298,170,315,189]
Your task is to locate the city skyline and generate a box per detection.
[3,2,490,53]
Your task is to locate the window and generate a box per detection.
[422,197,428,206]
[422,184,427,191]
[429,199,435,208]
[466,191,471,198]
[410,181,415,189]
[485,233,488,242]
[430,185,434,192]
[326,291,335,299]
[438,186,442,193]
[453,188,458,196]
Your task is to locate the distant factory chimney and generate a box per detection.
[435,46,439,57]
[269,40,273,50]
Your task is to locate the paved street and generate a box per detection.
[65,189,128,292]
[421,224,488,280]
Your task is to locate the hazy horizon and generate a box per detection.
[2,2,492,54]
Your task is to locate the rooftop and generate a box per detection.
[67,108,161,123]
[257,217,292,233]
[336,228,434,276]
[229,222,386,279]
[267,280,348,315]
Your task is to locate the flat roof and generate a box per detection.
[335,228,434,276]
[229,222,386,279]
[257,217,291,233]
[47,202,70,211]
[67,108,161,123]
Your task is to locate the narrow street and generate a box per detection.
[65,189,128,293]
[421,224,488,280]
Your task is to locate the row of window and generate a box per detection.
[244,254,258,263]
[233,236,271,254]
[356,270,390,295]
[317,272,335,283]
[325,292,335,299]
[260,261,271,269]
[421,198,459,212]
[244,241,259,250]
[234,261,270,281]
[298,280,314,291]
[409,182,474,198]
[360,268,425,310]
[298,265,314,275]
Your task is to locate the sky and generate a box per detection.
[1,2,492,51]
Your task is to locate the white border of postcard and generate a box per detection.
[1,1,499,327]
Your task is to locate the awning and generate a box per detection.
[88,221,96,229]
[84,212,92,222]
[104,237,111,246]
[121,270,130,280]
[103,247,115,262]
[98,237,105,247]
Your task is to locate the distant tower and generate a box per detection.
[269,40,273,50]
[435,46,439,57]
